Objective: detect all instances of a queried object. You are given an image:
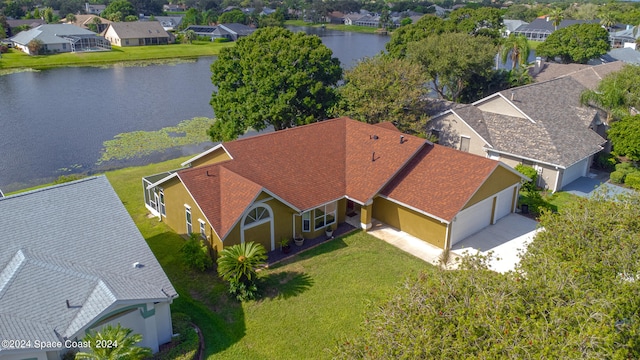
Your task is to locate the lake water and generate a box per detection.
[0,28,389,192]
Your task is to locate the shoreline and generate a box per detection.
[1,24,387,73]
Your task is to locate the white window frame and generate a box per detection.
[159,189,166,216]
[301,211,311,232]
[459,135,471,152]
[313,202,337,230]
[199,219,206,240]
[185,205,192,235]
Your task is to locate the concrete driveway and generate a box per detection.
[452,214,541,273]
[563,175,636,198]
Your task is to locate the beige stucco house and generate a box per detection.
[428,77,607,192]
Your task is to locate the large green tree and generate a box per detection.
[385,15,446,58]
[608,114,640,161]
[335,192,640,358]
[101,0,136,21]
[75,324,152,360]
[537,23,610,64]
[407,32,496,101]
[209,27,342,141]
[580,64,640,122]
[337,55,430,134]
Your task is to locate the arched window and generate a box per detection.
[244,206,270,227]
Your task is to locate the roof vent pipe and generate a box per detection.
[400,135,405,144]
[511,91,515,101]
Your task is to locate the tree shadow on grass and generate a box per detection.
[146,232,246,356]
[260,271,314,300]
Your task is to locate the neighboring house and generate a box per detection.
[103,22,174,46]
[183,25,217,38]
[503,19,528,37]
[211,23,255,41]
[142,118,525,252]
[140,15,184,31]
[530,59,624,89]
[65,14,112,33]
[85,2,106,15]
[0,176,177,360]
[260,7,276,16]
[327,11,345,24]
[428,77,607,192]
[513,16,599,41]
[343,12,365,25]
[10,24,111,55]
[163,3,186,12]
[355,14,380,27]
[609,26,640,49]
[5,19,46,37]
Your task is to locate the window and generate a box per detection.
[314,202,336,230]
[159,190,165,216]
[185,206,192,235]
[244,206,270,226]
[459,136,470,152]
[302,212,310,232]
[199,219,206,240]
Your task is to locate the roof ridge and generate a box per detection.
[0,176,103,202]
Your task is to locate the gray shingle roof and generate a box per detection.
[531,61,624,89]
[453,77,606,167]
[10,24,98,46]
[0,176,176,352]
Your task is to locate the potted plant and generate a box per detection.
[325,226,334,238]
[293,233,304,246]
[280,236,292,253]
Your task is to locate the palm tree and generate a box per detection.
[217,241,267,284]
[549,8,564,31]
[500,34,530,70]
[75,324,152,360]
[183,29,196,44]
[599,12,615,31]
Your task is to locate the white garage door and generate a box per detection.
[450,196,493,246]
[561,158,589,189]
[494,186,515,222]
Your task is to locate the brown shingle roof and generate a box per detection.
[532,61,624,89]
[381,144,499,222]
[177,118,509,238]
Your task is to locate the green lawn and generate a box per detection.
[519,189,580,215]
[104,156,429,359]
[0,41,233,71]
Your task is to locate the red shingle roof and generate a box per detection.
[177,117,510,238]
[380,144,499,222]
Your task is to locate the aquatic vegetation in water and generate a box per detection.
[98,117,215,163]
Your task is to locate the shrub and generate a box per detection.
[213,37,230,43]
[625,171,640,190]
[615,162,635,174]
[515,164,538,192]
[54,174,85,184]
[0,45,8,53]
[610,170,626,184]
[180,234,213,272]
[594,152,616,171]
[152,313,198,360]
